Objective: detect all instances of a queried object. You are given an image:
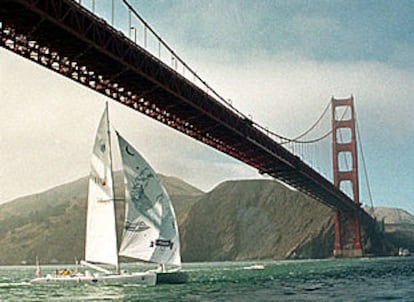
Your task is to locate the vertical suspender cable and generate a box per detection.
[355,114,375,216]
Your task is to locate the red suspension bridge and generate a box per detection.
[0,0,382,257]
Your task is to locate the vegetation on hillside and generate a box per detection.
[0,175,409,265]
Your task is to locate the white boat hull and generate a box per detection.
[243,264,265,270]
[31,271,156,286]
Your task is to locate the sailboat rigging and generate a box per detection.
[31,103,186,285]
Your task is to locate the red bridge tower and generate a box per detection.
[331,96,363,257]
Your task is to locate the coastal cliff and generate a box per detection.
[0,176,407,264]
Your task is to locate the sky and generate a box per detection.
[1,0,414,213]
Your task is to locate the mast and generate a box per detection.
[105,101,120,273]
[85,102,119,268]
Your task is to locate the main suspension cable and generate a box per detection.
[289,101,331,141]
[122,0,336,145]
[121,0,345,149]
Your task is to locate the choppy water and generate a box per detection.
[1,257,413,301]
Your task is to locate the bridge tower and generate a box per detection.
[331,96,363,257]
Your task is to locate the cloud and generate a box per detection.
[169,54,414,211]
[188,55,414,137]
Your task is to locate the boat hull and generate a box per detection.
[30,271,156,286]
[156,271,188,284]
[243,264,265,270]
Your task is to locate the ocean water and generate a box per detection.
[1,257,413,301]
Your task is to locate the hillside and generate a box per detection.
[181,179,335,261]
[0,177,89,265]
[367,207,414,225]
[0,173,203,265]
[0,176,401,265]
[368,207,414,253]
[158,175,204,225]
[0,177,88,223]
[181,180,393,261]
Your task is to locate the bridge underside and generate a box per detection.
[1,0,369,220]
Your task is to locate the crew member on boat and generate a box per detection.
[60,268,71,275]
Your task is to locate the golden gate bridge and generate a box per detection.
[0,0,383,257]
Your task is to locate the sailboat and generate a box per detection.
[31,104,186,285]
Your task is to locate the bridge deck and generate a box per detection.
[1,0,367,215]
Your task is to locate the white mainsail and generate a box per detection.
[85,105,118,267]
[117,133,181,267]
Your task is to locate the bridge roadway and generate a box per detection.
[0,0,370,217]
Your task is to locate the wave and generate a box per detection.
[0,281,31,288]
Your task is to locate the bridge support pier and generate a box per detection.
[333,210,363,257]
[331,96,363,257]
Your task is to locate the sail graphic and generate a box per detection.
[31,104,185,285]
[85,105,118,267]
[117,133,181,267]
